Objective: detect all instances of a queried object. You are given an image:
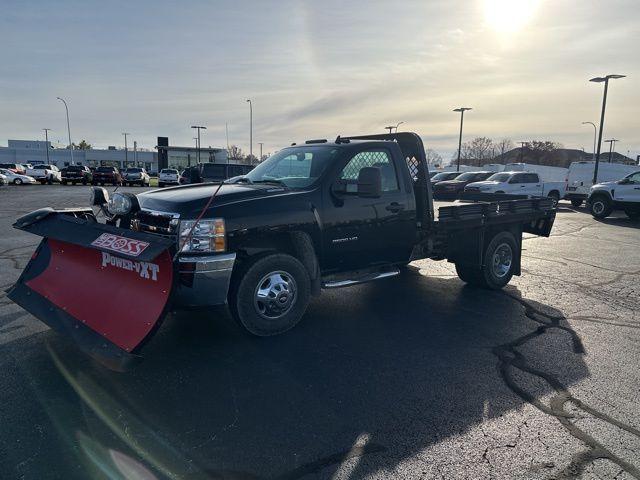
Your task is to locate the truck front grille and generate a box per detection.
[134,210,179,238]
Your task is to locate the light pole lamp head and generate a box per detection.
[453,107,472,113]
[590,74,626,83]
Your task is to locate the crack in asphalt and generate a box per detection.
[494,294,640,479]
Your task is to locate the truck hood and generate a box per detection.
[466,180,502,188]
[137,182,288,216]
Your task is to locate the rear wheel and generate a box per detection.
[570,199,583,207]
[547,191,560,207]
[625,209,640,220]
[229,253,311,336]
[456,231,517,290]
[589,195,612,219]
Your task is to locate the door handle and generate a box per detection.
[386,202,405,213]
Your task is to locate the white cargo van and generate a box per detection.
[565,161,640,206]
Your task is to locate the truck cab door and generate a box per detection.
[616,172,640,202]
[322,148,415,272]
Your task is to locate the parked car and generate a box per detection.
[0,163,27,175]
[123,167,150,186]
[92,166,123,186]
[464,171,565,206]
[61,165,93,185]
[0,168,37,185]
[26,164,61,184]
[432,171,495,200]
[7,132,557,368]
[0,173,7,186]
[565,161,639,207]
[430,171,462,186]
[158,168,180,187]
[587,170,640,220]
[179,163,255,184]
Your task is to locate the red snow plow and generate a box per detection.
[7,208,175,371]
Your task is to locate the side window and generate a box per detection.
[627,172,640,184]
[339,150,399,192]
[510,173,525,183]
[525,173,539,183]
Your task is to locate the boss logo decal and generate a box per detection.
[92,233,149,257]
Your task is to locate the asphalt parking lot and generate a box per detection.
[0,185,639,480]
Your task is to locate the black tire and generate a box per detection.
[61,180,67,185]
[625,209,640,220]
[547,191,560,207]
[158,182,164,188]
[82,179,88,185]
[47,176,53,185]
[589,195,613,219]
[72,181,77,185]
[570,199,583,207]
[456,231,517,290]
[13,178,23,185]
[229,253,311,336]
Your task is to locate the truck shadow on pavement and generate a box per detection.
[3,268,594,480]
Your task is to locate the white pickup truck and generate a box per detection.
[464,171,566,206]
[26,164,62,184]
[587,170,640,220]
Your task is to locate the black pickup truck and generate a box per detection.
[8,133,556,369]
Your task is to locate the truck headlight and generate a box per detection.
[107,192,140,216]
[179,218,226,253]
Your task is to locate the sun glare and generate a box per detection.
[484,0,540,33]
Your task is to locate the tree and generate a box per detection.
[461,137,494,165]
[227,145,244,160]
[424,148,442,166]
[520,140,563,164]
[66,140,92,150]
[495,138,514,163]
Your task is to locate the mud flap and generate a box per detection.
[7,210,175,370]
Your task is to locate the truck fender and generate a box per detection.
[290,231,321,296]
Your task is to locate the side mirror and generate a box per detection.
[357,167,382,198]
[619,178,630,185]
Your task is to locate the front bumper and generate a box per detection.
[175,253,236,307]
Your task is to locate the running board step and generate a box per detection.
[321,267,400,289]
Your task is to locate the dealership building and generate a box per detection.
[0,138,228,172]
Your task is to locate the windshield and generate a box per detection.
[161,169,177,174]
[432,172,460,181]
[126,168,142,173]
[487,173,512,182]
[455,172,480,181]
[97,167,115,173]
[243,146,339,188]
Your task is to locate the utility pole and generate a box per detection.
[519,142,526,162]
[581,122,597,161]
[453,107,472,171]
[56,97,74,164]
[589,74,625,183]
[191,125,207,164]
[43,128,51,164]
[246,99,253,161]
[122,133,130,166]
[225,122,230,151]
[258,142,263,162]
[133,140,138,166]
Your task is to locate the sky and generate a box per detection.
[1,0,639,161]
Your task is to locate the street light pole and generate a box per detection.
[246,99,253,160]
[56,97,74,164]
[453,107,472,171]
[191,126,207,164]
[604,139,618,163]
[258,142,263,162]
[122,133,130,166]
[519,142,526,162]
[589,74,625,183]
[581,122,597,161]
[43,128,51,164]
[394,121,405,133]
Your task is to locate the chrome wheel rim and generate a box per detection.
[492,243,513,278]
[254,271,297,319]
[592,201,605,215]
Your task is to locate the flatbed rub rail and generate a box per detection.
[438,197,555,230]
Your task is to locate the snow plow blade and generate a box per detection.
[7,209,175,371]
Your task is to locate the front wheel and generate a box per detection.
[570,199,583,207]
[456,231,517,290]
[229,253,311,336]
[13,178,23,185]
[589,196,612,219]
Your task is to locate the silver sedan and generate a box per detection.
[0,168,37,185]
